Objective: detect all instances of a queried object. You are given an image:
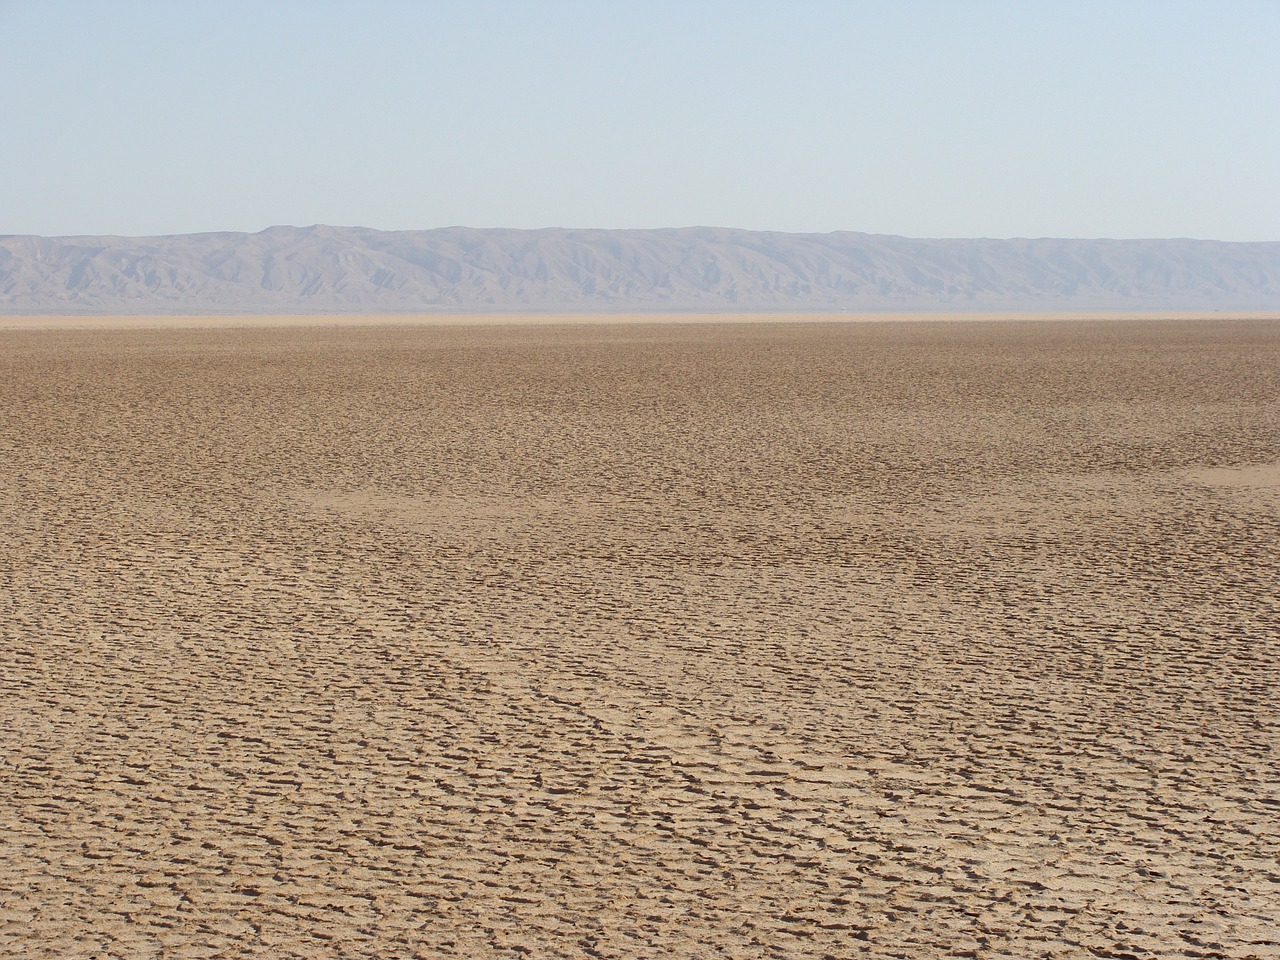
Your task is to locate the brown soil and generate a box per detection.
[2,318,1277,959]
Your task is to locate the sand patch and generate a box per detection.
[1189,462,1280,487]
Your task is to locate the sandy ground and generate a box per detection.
[1,317,1277,959]
[4,311,1277,331]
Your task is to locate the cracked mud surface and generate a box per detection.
[2,318,1278,959]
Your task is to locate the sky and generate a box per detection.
[2,0,1278,241]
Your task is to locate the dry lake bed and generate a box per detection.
[1,317,1277,959]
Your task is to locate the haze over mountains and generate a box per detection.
[2,225,1278,314]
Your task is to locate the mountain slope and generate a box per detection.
[2,225,1278,313]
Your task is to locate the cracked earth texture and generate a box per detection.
[1,318,1277,959]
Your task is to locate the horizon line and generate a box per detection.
[4,224,1279,245]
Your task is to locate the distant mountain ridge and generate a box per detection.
[2,225,1278,313]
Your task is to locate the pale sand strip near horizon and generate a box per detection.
[1,318,1277,959]
[1,310,1277,330]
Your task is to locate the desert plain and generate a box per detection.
[0,315,1277,960]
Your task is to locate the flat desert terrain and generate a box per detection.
[1,317,1277,959]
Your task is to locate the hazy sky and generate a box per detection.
[3,0,1278,240]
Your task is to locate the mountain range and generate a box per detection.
[2,225,1278,314]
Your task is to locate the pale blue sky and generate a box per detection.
[2,0,1277,240]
